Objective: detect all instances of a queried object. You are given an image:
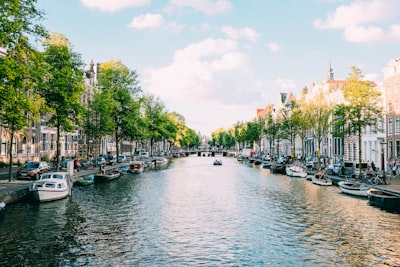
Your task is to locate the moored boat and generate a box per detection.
[338,181,370,197]
[128,162,144,174]
[367,188,400,212]
[75,174,95,186]
[312,172,333,186]
[286,165,308,178]
[30,172,72,202]
[0,201,5,213]
[94,170,121,182]
[119,165,130,174]
[270,162,286,174]
[213,159,223,165]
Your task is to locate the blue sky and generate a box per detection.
[36,0,400,136]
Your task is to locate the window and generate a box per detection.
[42,133,47,151]
[22,137,27,155]
[388,117,393,135]
[0,141,6,156]
[31,137,35,155]
[64,135,68,151]
[397,141,400,158]
[396,117,400,134]
[50,134,55,150]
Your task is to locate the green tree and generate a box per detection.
[304,89,333,170]
[41,32,86,167]
[96,59,142,159]
[336,66,383,174]
[0,0,47,181]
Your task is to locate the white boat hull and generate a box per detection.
[32,188,70,202]
[338,181,370,197]
[286,166,308,178]
[312,172,333,186]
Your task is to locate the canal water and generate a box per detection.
[0,156,399,266]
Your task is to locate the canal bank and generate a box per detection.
[0,164,127,204]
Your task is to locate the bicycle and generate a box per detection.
[360,171,389,185]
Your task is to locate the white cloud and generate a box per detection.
[128,13,164,29]
[266,42,281,52]
[313,0,400,43]
[80,0,151,12]
[221,26,259,42]
[141,38,249,103]
[275,78,296,89]
[168,0,232,15]
[313,0,400,29]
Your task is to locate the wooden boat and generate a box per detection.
[94,170,121,182]
[270,162,286,174]
[338,181,370,197]
[128,162,144,174]
[213,159,223,165]
[75,174,95,186]
[367,188,400,212]
[30,172,72,202]
[312,172,332,186]
[286,165,308,178]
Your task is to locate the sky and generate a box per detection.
[36,0,400,136]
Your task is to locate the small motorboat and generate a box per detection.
[0,201,5,212]
[119,165,130,174]
[30,172,72,202]
[312,172,332,186]
[75,174,95,186]
[128,162,144,174]
[94,170,121,182]
[286,165,308,178]
[338,181,370,197]
[367,188,400,212]
[213,159,223,165]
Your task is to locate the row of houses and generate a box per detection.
[0,60,150,165]
[256,57,400,171]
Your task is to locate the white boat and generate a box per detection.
[312,172,333,186]
[286,165,307,178]
[30,172,72,202]
[213,159,223,165]
[338,181,370,197]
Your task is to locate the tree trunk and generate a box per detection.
[7,132,14,182]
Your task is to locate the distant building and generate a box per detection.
[383,56,400,164]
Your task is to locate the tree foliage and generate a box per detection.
[0,0,47,181]
[336,66,383,173]
[41,32,86,166]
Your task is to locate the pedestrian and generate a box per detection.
[74,158,80,172]
[371,161,376,172]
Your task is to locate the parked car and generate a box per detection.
[17,161,51,180]
[105,154,117,165]
[141,151,150,158]
[96,156,106,166]
[118,154,127,163]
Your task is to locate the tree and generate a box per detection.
[41,32,86,168]
[304,89,333,170]
[336,66,383,174]
[96,59,142,159]
[0,0,47,181]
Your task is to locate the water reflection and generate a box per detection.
[0,156,399,266]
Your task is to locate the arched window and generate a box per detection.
[31,137,36,155]
[22,137,27,155]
